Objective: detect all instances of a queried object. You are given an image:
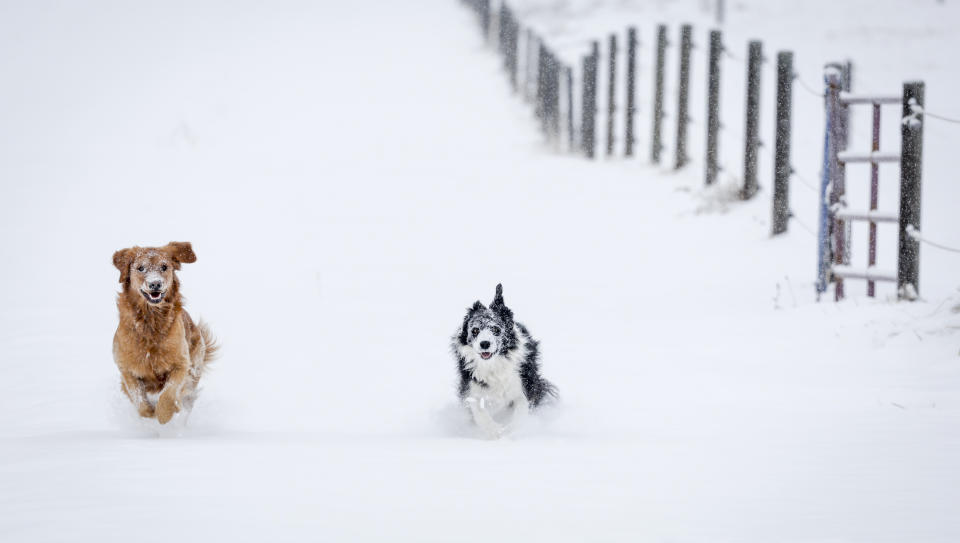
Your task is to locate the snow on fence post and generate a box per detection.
[624,27,638,157]
[741,40,762,199]
[815,69,843,298]
[771,51,793,236]
[674,24,693,169]
[606,34,618,156]
[897,81,924,300]
[650,25,668,164]
[581,41,599,159]
[566,66,575,152]
[704,29,722,185]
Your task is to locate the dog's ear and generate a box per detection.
[459,301,486,344]
[164,242,196,268]
[491,283,504,308]
[112,248,133,284]
[490,283,514,325]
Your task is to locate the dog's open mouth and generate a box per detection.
[141,290,164,304]
[480,352,493,360]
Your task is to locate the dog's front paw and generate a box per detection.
[155,389,181,424]
[137,402,155,419]
[480,423,506,440]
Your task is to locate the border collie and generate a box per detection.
[452,284,557,438]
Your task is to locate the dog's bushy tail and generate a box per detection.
[198,320,220,368]
[541,379,559,402]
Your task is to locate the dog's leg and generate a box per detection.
[465,397,504,439]
[121,372,154,418]
[507,395,530,429]
[156,364,189,424]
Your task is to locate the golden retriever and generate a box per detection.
[112,242,218,424]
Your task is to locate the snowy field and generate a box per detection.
[1,0,959,541]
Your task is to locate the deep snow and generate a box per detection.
[0,1,958,542]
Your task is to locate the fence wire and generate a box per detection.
[907,225,960,254]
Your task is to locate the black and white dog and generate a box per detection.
[452,284,556,438]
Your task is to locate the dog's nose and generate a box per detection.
[147,281,162,291]
[479,341,490,350]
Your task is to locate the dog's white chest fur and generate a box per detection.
[459,339,528,416]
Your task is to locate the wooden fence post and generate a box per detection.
[582,42,599,158]
[650,25,667,163]
[771,51,793,235]
[897,81,924,300]
[566,66,575,152]
[704,30,722,185]
[741,40,762,199]
[674,24,692,169]
[606,34,617,156]
[625,27,638,157]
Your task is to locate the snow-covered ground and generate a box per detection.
[1,1,958,541]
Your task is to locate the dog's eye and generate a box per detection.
[160,264,168,272]
[137,266,145,273]
[471,328,479,336]
[492,327,501,336]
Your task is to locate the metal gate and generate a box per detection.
[815,68,925,301]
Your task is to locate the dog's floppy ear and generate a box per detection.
[112,248,133,284]
[459,301,486,344]
[164,242,196,269]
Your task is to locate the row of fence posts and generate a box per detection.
[461,0,925,301]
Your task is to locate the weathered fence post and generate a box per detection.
[625,27,638,157]
[771,51,793,235]
[606,34,618,156]
[741,40,762,199]
[566,66,575,152]
[525,30,537,103]
[840,60,853,149]
[480,0,491,43]
[549,51,560,142]
[582,41,599,158]
[537,45,547,127]
[650,25,667,163]
[704,30,722,185]
[816,70,843,299]
[897,81,924,300]
[674,24,692,169]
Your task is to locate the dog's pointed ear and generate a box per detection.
[471,300,485,312]
[490,283,513,324]
[164,242,196,268]
[112,248,133,284]
[491,283,504,309]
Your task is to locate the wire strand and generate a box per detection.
[907,225,960,254]
[790,170,819,193]
[789,211,817,238]
[794,73,824,99]
[924,110,960,124]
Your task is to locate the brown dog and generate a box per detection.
[112,242,218,424]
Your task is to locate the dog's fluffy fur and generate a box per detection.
[452,284,556,438]
[112,242,218,424]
